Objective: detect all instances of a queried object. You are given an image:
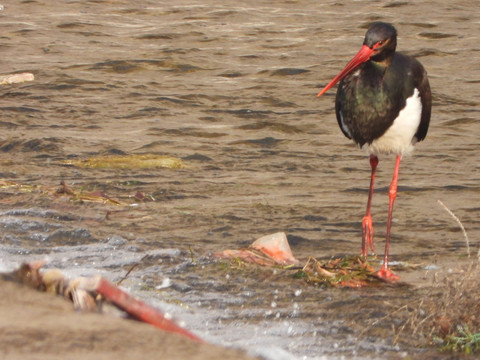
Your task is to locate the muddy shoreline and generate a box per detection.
[0,277,258,360]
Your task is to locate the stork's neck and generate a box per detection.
[370,49,395,67]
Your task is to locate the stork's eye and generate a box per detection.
[373,40,384,49]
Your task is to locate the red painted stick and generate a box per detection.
[95,277,203,343]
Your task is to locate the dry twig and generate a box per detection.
[437,200,470,258]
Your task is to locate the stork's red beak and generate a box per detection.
[317,44,375,97]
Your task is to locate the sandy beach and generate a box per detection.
[0,277,257,360]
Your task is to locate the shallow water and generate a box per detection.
[1,1,479,359]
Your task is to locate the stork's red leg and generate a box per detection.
[377,154,401,281]
[361,154,378,257]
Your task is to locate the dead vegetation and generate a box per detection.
[0,178,125,205]
[294,255,390,288]
[391,261,480,355]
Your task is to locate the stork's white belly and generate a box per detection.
[366,88,422,156]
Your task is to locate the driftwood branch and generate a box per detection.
[0,73,34,85]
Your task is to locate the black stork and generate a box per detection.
[317,22,431,281]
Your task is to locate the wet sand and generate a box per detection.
[0,277,257,360]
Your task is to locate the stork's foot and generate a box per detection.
[376,266,399,282]
[361,215,374,257]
